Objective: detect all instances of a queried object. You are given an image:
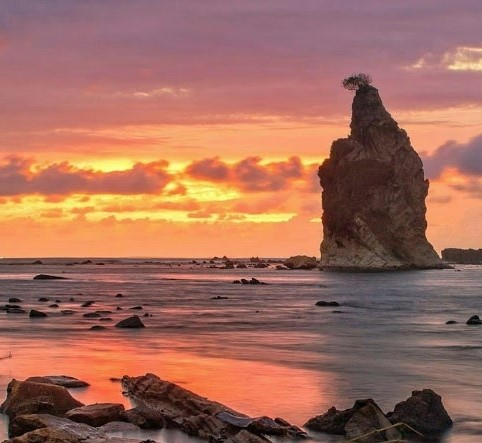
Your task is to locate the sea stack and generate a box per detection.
[318,76,446,271]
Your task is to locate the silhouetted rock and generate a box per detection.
[38,297,49,302]
[31,260,43,265]
[315,301,340,307]
[284,256,317,270]
[115,316,145,328]
[29,310,48,318]
[387,389,452,436]
[90,325,106,331]
[445,320,458,325]
[9,298,22,303]
[318,84,447,271]
[83,313,101,318]
[33,274,67,280]
[442,248,482,264]
[6,308,26,314]
[466,315,482,325]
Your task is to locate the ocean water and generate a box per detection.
[0,258,481,442]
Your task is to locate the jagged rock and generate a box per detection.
[123,405,175,429]
[304,399,378,434]
[284,256,317,270]
[318,83,447,271]
[121,373,306,442]
[442,248,482,264]
[345,402,401,442]
[65,403,125,427]
[115,315,145,328]
[25,376,89,388]
[387,389,452,436]
[0,380,84,420]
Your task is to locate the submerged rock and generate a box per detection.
[33,274,67,280]
[318,82,447,271]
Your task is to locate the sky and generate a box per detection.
[0,0,481,258]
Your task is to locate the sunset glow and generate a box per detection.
[1,1,481,257]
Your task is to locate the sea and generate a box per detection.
[0,258,481,442]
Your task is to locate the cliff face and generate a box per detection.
[318,85,445,270]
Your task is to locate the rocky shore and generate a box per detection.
[0,374,452,443]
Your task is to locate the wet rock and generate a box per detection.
[115,315,145,328]
[387,389,452,436]
[466,315,482,325]
[122,373,305,442]
[318,83,447,271]
[304,399,377,434]
[65,403,126,427]
[29,310,48,318]
[284,256,317,270]
[315,301,340,307]
[25,376,89,388]
[33,274,67,280]
[445,320,458,325]
[0,379,84,420]
[9,298,22,303]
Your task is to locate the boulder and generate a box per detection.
[284,256,317,270]
[25,376,89,388]
[29,310,48,318]
[115,315,145,328]
[318,82,448,271]
[65,403,126,427]
[0,379,84,420]
[387,389,452,436]
[304,399,377,434]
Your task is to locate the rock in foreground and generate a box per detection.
[318,83,447,271]
[121,373,307,442]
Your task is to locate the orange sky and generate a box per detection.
[0,2,481,257]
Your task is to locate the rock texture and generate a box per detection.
[442,248,482,264]
[318,84,446,271]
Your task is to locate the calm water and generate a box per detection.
[0,258,481,442]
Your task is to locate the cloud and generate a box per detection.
[0,156,172,196]
[185,156,308,192]
[423,134,482,178]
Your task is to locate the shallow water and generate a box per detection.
[0,258,481,442]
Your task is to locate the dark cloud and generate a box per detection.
[423,134,482,178]
[0,156,172,196]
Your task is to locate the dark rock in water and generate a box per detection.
[445,320,458,325]
[129,306,143,310]
[387,389,452,436]
[61,310,76,315]
[99,317,113,322]
[55,300,61,303]
[115,315,145,328]
[83,313,101,318]
[442,248,482,264]
[29,310,48,318]
[9,298,22,303]
[49,304,59,308]
[95,310,112,315]
[284,256,317,270]
[25,376,89,388]
[81,260,92,265]
[0,379,84,420]
[121,373,306,441]
[236,264,247,269]
[232,280,241,284]
[90,325,106,331]
[31,260,43,265]
[81,301,94,308]
[33,274,67,280]
[7,308,26,314]
[38,298,50,302]
[315,300,340,307]
[116,306,123,310]
[304,399,378,434]
[65,403,125,427]
[250,278,261,285]
[240,278,250,284]
[211,296,228,300]
[466,315,482,325]
[115,293,123,298]
[318,83,448,271]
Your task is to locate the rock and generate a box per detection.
[315,301,340,307]
[466,315,482,325]
[236,264,248,269]
[25,376,89,388]
[90,325,106,331]
[5,426,82,443]
[387,389,452,436]
[115,293,123,298]
[211,296,229,300]
[442,248,482,264]
[9,298,22,303]
[123,405,173,429]
[115,315,145,328]
[29,310,48,318]
[318,83,448,271]
[7,308,26,314]
[32,260,43,265]
[81,301,94,307]
[304,399,377,434]
[240,279,250,284]
[83,313,101,318]
[61,310,76,315]
[0,379,84,420]
[48,304,59,308]
[33,274,67,280]
[38,298,50,302]
[121,373,305,442]
[345,402,401,442]
[65,403,126,427]
[128,306,143,310]
[99,317,113,322]
[284,256,317,270]
[232,280,241,284]
[445,320,458,324]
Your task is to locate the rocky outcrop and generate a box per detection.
[318,83,446,271]
[284,256,318,270]
[442,248,482,264]
[121,373,307,442]
[65,403,126,427]
[24,376,89,388]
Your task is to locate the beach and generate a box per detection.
[1,259,481,442]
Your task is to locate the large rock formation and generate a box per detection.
[318,83,446,270]
[441,248,482,264]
